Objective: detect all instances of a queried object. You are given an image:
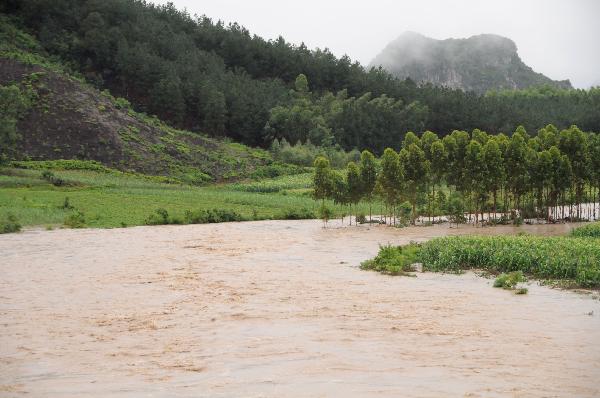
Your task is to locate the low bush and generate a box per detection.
[184,208,245,224]
[360,244,420,276]
[13,159,110,172]
[41,170,65,186]
[64,211,86,228]
[60,196,74,210]
[278,207,315,220]
[249,163,307,179]
[1,213,21,234]
[493,271,526,289]
[145,208,183,225]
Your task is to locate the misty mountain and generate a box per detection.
[369,32,572,94]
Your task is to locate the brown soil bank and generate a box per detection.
[1,221,599,397]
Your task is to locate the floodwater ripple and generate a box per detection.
[1,220,599,397]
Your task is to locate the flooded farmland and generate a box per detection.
[1,220,599,397]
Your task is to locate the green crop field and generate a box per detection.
[0,162,376,229]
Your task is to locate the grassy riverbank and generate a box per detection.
[362,226,600,288]
[0,161,377,229]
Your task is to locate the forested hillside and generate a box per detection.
[2,0,600,154]
[0,16,302,182]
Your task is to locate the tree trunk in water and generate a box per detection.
[433,185,436,223]
[493,190,497,222]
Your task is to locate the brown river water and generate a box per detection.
[1,220,599,397]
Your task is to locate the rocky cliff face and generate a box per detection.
[369,32,572,94]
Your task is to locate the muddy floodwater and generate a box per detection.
[1,221,599,397]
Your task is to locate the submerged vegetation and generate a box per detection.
[420,235,600,287]
[570,222,600,238]
[364,235,600,288]
[360,244,420,275]
[493,271,528,294]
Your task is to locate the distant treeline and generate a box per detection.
[313,125,600,225]
[3,0,600,151]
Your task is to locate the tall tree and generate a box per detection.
[481,139,504,220]
[465,140,484,224]
[346,161,363,224]
[559,126,589,219]
[400,143,429,225]
[429,140,447,221]
[377,148,402,225]
[313,156,332,207]
[359,150,377,222]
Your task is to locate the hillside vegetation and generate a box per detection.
[2,2,600,154]
[0,16,302,183]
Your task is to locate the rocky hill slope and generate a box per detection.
[369,32,572,94]
[0,18,292,183]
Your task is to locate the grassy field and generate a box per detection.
[363,231,600,288]
[0,162,376,229]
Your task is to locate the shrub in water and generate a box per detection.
[493,271,526,289]
[360,244,420,276]
[318,204,333,225]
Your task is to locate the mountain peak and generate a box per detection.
[370,33,571,93]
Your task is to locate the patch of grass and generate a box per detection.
[418,235,600,288]
[64,211,86,228]
[0,165,377,229]
[571,222,600,238]
[1,213,21,234]
[360,244,421,276]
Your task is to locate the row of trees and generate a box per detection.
[5,1,600,151]
[313,125,600,226]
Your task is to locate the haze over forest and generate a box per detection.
[153,0,600,89]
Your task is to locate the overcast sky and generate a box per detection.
[153,0,599,88]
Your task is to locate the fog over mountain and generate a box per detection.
[153,0,600,89]
[369,32,572,94]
